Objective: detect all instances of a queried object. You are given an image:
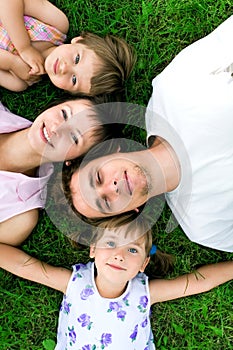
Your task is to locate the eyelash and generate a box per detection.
[96,171,101,184]
[61,109,68,120]
[107,241,115,248]
[75,54,80,64]
[71,55,80,86]
[128,248,137,253]
[71,132,78,145]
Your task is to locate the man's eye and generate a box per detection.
[129,248,137,253]
[72,75,77,86]
[71,133,78,145]
[96,171,101,184]
[75,54,80,64]
[61,109,68,120]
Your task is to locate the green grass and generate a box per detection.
[1,0,233,349]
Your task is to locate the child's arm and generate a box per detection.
[149,261,233,304]
[0,49,40,91]
[0,243,71,294]
[0,0,45,75]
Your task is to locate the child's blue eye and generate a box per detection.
[107,241,115,248]
[72,75,77,86]
[75,54,80,64]
[128,248,137,253]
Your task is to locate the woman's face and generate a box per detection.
[28,99,101,162]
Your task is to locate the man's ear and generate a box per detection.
[71,36,83,44]
[89,245,95,258]
[139,257,150,272]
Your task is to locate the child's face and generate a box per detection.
[45,38,101,94]
[90,231,150,290]
[28,99,100,162]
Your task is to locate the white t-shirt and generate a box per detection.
[146,16,233,252]
[55,262,155,349]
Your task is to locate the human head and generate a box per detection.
[64,150,150,220]
[45,32,136,96]
[89,217,152,285]
[89,215,174,280]
[28,95,121,163]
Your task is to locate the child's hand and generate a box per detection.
[10,55,41,84]
[19,46,45,76]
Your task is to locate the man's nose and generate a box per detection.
[98,180,119,201]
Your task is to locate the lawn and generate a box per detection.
[0,0,233,349]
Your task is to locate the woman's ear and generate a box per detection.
[134,208,139,213]
[89,245,95,258]
[71,36,83,44]
[139,257,150,272]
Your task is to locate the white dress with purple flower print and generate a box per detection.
[55,262,155,350]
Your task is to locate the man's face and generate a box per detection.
[70,153,150,218]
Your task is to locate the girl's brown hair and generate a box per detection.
[78,32,136,98]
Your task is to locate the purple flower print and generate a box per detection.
[63,300,71,314]
[141,317,148,328]
[72,263,86,281]
[138,295,148,313]
[60,296,71,314]
[77,313,92,330]
[108,302,120,312]
[80,285,94,300]
[67,326,76,345]
[123,292,130,306]
[140,295,148,308]
[100,333,112,348]
[130,324,138,342]
[117,310,126,321]
[82,345,93,350]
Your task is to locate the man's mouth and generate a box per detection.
[124,171,132,195]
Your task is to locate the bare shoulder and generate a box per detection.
[0,209,39,245]
[24,0,69,34]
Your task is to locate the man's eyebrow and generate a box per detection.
[95,198,106,213]
[89,171,94,189]
[89,171,107,213]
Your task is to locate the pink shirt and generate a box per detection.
[0,102,54,222]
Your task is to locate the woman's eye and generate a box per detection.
[71,133,78,145]
[61,109,68,120]
[129,248,137,253]
[75,54,80,64]
[72,75,77,86]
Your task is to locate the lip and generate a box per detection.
[124,171,132,195]
[53,58,59,74]
[107,263,126,271]
[40,123,54,147]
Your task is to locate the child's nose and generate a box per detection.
[60,60,68,74]
[114,248,124,261]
